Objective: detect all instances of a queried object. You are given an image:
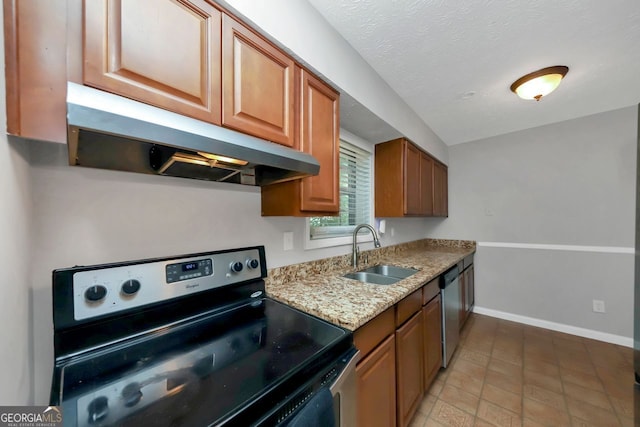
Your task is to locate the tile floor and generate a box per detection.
[409,313,635,427]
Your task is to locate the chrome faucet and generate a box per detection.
[352,224,381,267]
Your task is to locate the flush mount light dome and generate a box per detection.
[510,66,569,101]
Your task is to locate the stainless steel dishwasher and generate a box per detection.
[440,265,460,368]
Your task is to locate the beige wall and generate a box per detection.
[0,5,34,404]
[425,106,638,342]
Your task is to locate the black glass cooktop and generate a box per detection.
[52,298,351,427]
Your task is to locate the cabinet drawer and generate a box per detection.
[395,289,422,327]
[422,278,440,305]
[354,306,395,359]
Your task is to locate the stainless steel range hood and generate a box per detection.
[66,82,319,186]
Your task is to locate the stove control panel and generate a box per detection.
[166,258,213,283]
[72,248,262,321]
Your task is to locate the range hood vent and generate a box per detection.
[66,82,319,186]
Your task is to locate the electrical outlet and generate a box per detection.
[283,231,294,251]
[390,227,395,237]
[592,299,605,313]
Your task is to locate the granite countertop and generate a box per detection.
[265,239,475,331]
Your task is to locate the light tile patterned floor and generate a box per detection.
[409,314,635,427]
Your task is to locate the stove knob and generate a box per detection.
[247,259,259,269]
[87,396,109,424]
[85,285,107,303]
[121,279,141,296]
[121,382,143,408]
[230,261,244,273]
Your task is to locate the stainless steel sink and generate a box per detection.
[342,264,418,285]
[342,271,401,285]
[360,265,418,279]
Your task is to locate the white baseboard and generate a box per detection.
[473,306,633,348]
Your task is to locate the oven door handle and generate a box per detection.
[329,349,359,395]
[329,349,359,427]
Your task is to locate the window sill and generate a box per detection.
[304,234,374,250]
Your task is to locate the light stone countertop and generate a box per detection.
[265,239,475,331]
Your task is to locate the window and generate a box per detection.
[305,134,373,249]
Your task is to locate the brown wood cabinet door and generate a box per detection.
[423,294,442,391]
[259,67,340,216]
[459,266,475,326]
[4,0,68,142]
[459,271,467,329]
[404,142,422,215]
[396,311,424,427]
[84,0,222,124]
[374,139,405,217]
[222,14,295,147]
[467,265,475,312]
[299,69,340,213]
[356,335,397,427]
[420,152,434,215]
[433,162,448,216]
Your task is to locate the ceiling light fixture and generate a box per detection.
[510,65,569,101]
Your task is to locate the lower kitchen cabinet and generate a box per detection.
[463,264,474,319]
[353,276,450,427]
[459,255,475,328]
[458,262,466,329]
[395,310,424,427]
[467,265,475,311]
[356,334,397,427]
[423,294,442,389]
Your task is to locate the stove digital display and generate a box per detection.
[182,262,199,272]
[166,259,213,283]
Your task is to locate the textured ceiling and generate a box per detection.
[308,0,640,145]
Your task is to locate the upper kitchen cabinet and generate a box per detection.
[222,14,295,147]
[433,161,448,217]
[261,67,340,216]
[84,0,222,125]
[375,138,446,217]
[403,142,422,215]
[4,0,68,143]
[419,152,435,215]
[86,5,296,145]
